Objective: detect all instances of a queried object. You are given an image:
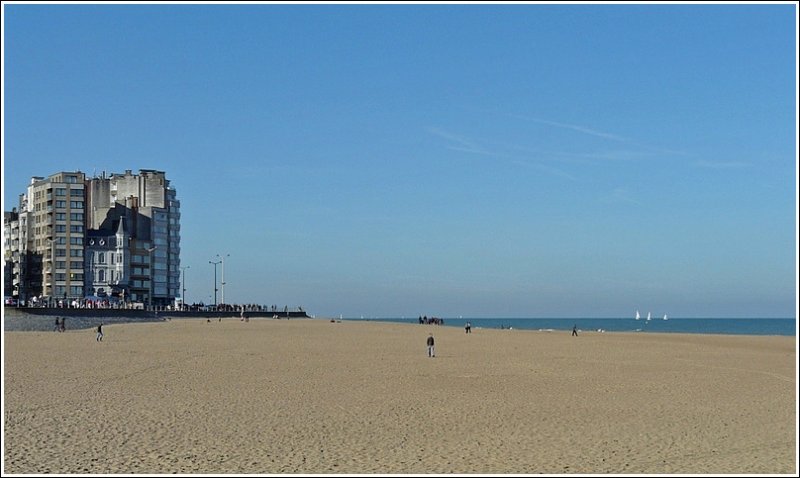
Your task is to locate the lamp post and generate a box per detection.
[217,253,230,305]
[147,246,157,310]
[46,237,55,307]
[45,237,52,304]
[181,265,190,311]
[209,258,221,308]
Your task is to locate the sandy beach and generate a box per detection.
[3,318,796,474]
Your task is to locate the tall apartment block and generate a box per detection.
[4,169,180,307]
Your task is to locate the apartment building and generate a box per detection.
[4,169,180,307]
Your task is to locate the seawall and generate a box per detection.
[2,306,311,332]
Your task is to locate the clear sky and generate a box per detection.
[2,3,797,318]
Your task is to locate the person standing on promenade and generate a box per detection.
[96,322,104,342]
[427,333,435,358]
[572,324,578,337]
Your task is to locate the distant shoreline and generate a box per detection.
[343,317,797,337]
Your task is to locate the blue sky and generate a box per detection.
[2,3,797,318]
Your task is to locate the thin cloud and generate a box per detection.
[428,127,579,181]
[428,127,508,158]
[446,145,503,157]
[427,127,481,151]
[509,114,630,142]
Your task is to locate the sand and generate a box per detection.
[3,318,797,474]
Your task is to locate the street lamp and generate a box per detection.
[147,246,157,310]
[181,265,190,311]
[217,253,230,305]
[209,258,221,308]
[46,237,56,307]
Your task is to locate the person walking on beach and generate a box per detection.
[426,333,435,358]
[465,321,472,334]
[60,317,66,332]
[96,322,104,342]
[572,324,578,337]
[54,317,60,332]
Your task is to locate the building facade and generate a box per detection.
[3,169,180,307]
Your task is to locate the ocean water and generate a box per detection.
[345,318,796,336]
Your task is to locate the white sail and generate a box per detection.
[635,310,640,320]
[646,312,651,321]
[663,314,668,321]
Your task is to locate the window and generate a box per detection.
[70,261,83,269]
[70,188,83,196]
[55,201,66,208]
[69,249,83,257]
[70,201,84,209]
[55,225,66,233]
[70,286,82,295]
[70,237,82,245]
[56,188,67,196]
[55,213,66,221]
[70,213,84,221]
[98,270,105,282]
[56,248,67,257]
[55,261,66,269]
[70,225,83,233]
[55,273,66,281]
[70,273,83,281]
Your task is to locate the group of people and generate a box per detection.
[51,315,105,342]
[418,316,444,325]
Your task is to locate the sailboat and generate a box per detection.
[635,310,641,320]
[663,314,668,321]
[646,312,651,321]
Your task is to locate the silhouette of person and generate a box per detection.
[572,324,578,337]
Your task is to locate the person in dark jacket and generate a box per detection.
[426,333,435,358]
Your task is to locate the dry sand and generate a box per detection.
[3,318,797,474]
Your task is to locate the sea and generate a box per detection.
[344,317,796,336]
